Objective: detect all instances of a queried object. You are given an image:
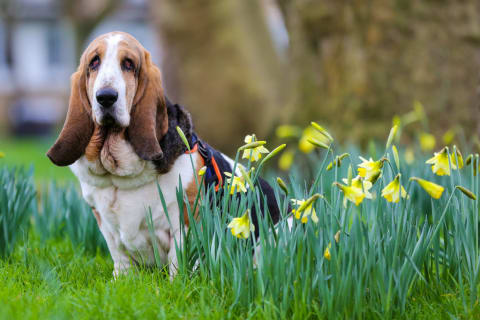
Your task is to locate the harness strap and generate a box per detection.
[185,134,223,192]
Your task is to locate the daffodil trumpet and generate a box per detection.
[381,173,408,203]
[410,177,444,199]
[333,182,366,206]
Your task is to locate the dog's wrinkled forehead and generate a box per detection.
[82,32,144,67]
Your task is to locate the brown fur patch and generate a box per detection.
[91,207,101,227]
[85,126,107,161]
[183,155,204,227]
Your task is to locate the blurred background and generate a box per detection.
[1,0,480,181]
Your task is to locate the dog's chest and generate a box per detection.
[70,141,198,264]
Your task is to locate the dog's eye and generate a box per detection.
[122,58,134,71]
[89,56,100,70]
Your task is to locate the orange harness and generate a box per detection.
[185,142,223,192]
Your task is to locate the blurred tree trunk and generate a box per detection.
[151,0,286,153]
[277,0,480,145]
[61,0,122,61]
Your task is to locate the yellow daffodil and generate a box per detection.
[381,174,408,203]
[426,147,463,176]
[324,242,332,261]
[275,125,302,138]
[291,198,319,224]
[299,126,330,154]
[278,149,294,171]
[410,177,444,199]
[227,210,255,239]
[443,130,455,145]
[405,148,415,165]
[241,135,269,162]
[198,166,207,176]
[224,172,247,194]
[357,157,384,184]
[420,133,436,152]
[342,176,373,199]
[0,152,4,158]
[334,182,365,206]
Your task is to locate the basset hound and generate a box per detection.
[47,31,280,278]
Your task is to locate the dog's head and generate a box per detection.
[47,31,168,166]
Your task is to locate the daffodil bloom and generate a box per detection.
[381,174,408,203]
[275,125,302,138]
[443,129,455,145]
[0,152,4,158]
[242,135,269,162]
[298,126,331,154]
[357,157,384,184]
[291,198,319,224]
[342,176,373,199]
[420,132,436,152]
[224,172,247,194]
[405,148,415,165]
[227,211,255,239]
[426,147,463,176]
[334,182,365,206]
[278,149,294,171]
[410,177,444,199]
[324,243,332,261]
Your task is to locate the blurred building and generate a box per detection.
[0,0,160,136]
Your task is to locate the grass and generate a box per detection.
[0,237,477,319]
[2,125,480,319]
[0,137,75,183]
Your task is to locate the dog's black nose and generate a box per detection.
[96,88,118,108]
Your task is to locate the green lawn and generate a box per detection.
[0,137,75,183]
[0,237,476,320]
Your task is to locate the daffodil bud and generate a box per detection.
[307,138,330,150]
[392,145,400,171]
[238,141,267,151]
[386,125,398,149]
[311,122,334,142]
[334,230,340,243]
[456,186,477,200]
[276,177,289,195]
[259,144,286,167]
[176,126,190,150]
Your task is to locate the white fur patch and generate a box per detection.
[92,34,130,127]
[71,149,201,277]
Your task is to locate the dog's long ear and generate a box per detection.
[127,49,168,161]
[47,66,94,166]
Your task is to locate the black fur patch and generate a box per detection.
[153,98,194,173]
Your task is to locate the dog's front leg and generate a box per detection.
[99,225,133,279]
[166,204,184,280]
